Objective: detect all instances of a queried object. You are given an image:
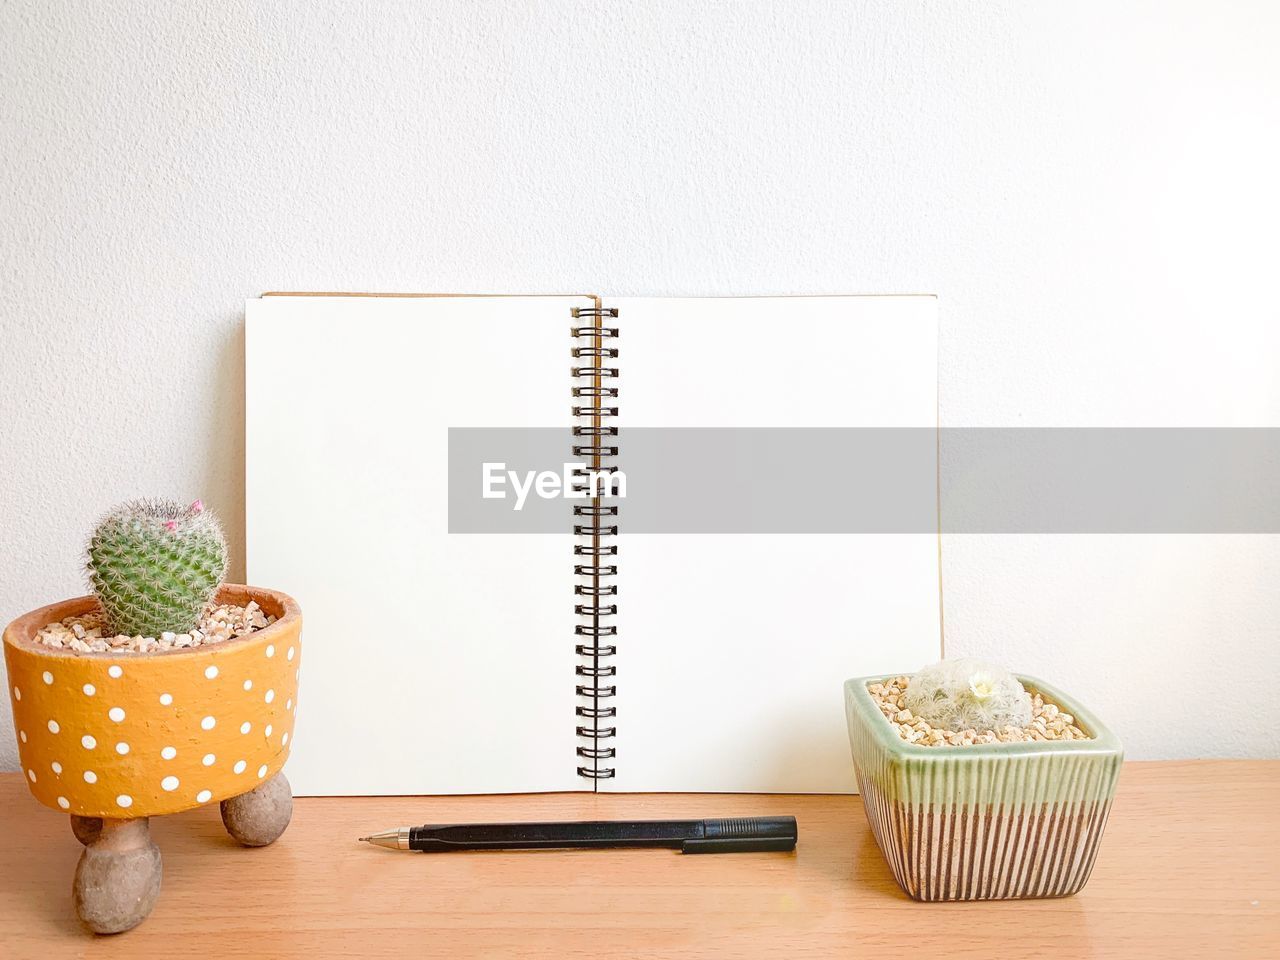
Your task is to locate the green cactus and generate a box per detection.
[86,498,228,637]
[903,658,1033,734]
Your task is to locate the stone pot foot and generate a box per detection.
[220,771,293,847]
[70,815,103,846]
[73,817,162,935]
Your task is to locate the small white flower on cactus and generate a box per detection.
[968,672,997,701]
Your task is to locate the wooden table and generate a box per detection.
[0,761,1276,958]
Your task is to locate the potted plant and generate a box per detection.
[4,499,302,933]
[844,659,1122,901]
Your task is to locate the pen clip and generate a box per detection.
[681,817,797,854]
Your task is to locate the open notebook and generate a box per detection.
[246,294,940,795]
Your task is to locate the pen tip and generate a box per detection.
[357,836,370,842]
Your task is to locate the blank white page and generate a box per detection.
[606,297,940,793]
[246,295,590,795]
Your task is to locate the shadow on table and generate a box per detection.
[0,813,87,938]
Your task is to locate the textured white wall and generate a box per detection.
[2,1,1278,770]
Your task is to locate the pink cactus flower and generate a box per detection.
[164,520,177,531]
[189,499,204,514]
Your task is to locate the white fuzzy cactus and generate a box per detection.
[903,658,1032,733]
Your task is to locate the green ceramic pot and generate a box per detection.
[845,674,1123,901]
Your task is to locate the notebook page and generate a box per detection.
[246,295,587,795]
[605,296,940,793]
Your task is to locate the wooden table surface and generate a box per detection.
[0,760,1276,958]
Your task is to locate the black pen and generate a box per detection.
[359,816,797,854]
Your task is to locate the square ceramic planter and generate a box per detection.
[845,674,1122,902]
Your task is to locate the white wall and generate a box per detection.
[2,0,1277,770]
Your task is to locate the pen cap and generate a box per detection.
[681,817,797,853]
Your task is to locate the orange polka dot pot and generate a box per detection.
[4,585,301,819]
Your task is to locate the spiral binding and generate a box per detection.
[571,305,619,782]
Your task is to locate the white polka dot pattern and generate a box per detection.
[8,587,300,818]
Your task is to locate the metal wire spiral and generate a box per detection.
[571,306,619,781]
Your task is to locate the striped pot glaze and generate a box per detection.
[845,674,1122,902]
